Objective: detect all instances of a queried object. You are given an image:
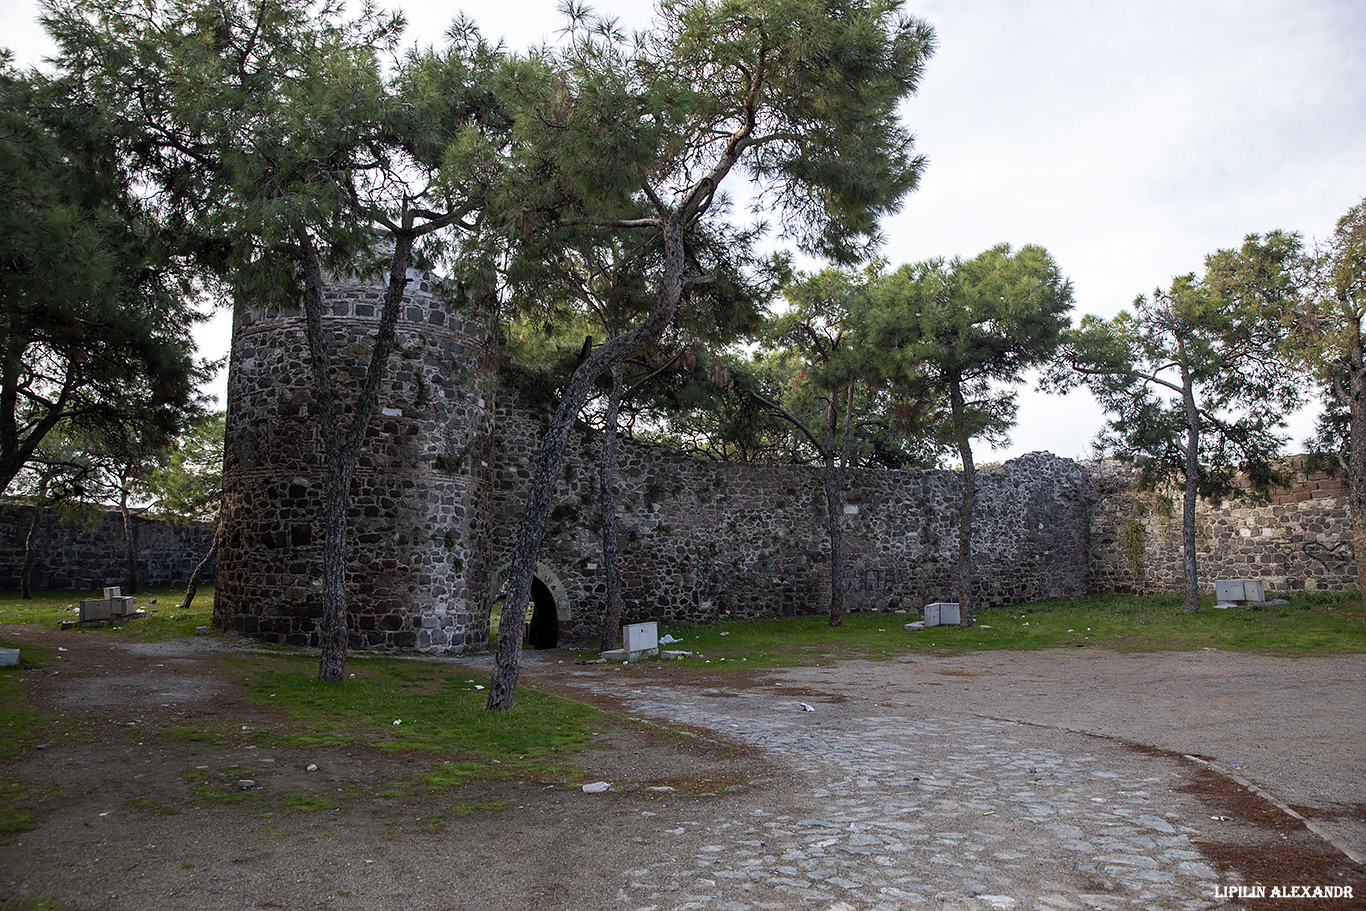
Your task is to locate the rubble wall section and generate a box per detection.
[1087,458,1357,594]
[0,506,215,591]
[483,401,1094,638]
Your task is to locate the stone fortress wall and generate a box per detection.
[200,276,1359,653]
[1088,458,1356,595]
[213,274,498,650]
[0,505,215,591]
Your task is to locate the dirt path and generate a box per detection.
[1,627,1363,911]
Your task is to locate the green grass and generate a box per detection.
[0,586,215,640]
[228,653,599,781]
[646,589,1366,669]
[0,642,50,761]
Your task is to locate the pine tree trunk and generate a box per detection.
[598,364,626,652]
[950,378,976,627]
[179,521,219,611]
[823,388,845,627]
[1181,376,1202,614]
[120,490,139,595]
[1348,366,1366,606]
[489,216,687,710]
[302,229,415,682]
[316,465,353,681]
[20,500,40,600]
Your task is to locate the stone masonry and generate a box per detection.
[1088,457,1357,595]
[209,275,1360,654]
[0,505,215,591]
[214,274,497,651]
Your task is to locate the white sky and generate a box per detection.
[5,0,1364,461]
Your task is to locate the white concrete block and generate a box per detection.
[622,621,659,660]
[1215,580,1266,603]
[80,599,111,622]
[924,602,960,627]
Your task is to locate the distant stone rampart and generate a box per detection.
[484,396,1093,637]
[200,275,1359,654]
[1088,457,1356,595]
[0,505,215,591]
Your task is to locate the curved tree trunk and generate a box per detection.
[949,378,976,627]
[598,363,626,651]
[179,521,219,611]
[488,217,687,710]
[120,490,139,595]
[1181,375,1202,614]
[20,500,41,600]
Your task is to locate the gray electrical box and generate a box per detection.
[924,602,961,627]
[1215,579,1266,603]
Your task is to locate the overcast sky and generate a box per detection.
[5,0,1364,461]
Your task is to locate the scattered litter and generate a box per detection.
[798,702,815,712]
[660,634,681,644]
[237,780,255,790]
[719,631,730,636]
[306,764,318,772]
[393,720,401,725]
[647,786,675,792]
[582,781,611,793]
[1210,815,1232,821]
[983,810,995,816]
[195,626,210,636]
[474,685,485,690]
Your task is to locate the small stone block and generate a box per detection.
[0,648,19,667]
[103,587,121,600]
[109,596,135,617]
[80,599,112,622]
[903,621,926,631]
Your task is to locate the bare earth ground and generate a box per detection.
[1,624,1363,911]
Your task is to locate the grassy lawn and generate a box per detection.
[226,653,601,787]
[650,589,1366,670]
[0,585,214,639]
[3,585,1363,787]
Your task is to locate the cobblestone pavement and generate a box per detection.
[562,673,1234,911]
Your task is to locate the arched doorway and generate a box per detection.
[487,561,571,649]
[527,576,558,649]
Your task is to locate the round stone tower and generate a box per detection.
[213,273,496,652]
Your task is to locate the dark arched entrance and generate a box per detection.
[527,576,559,649]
